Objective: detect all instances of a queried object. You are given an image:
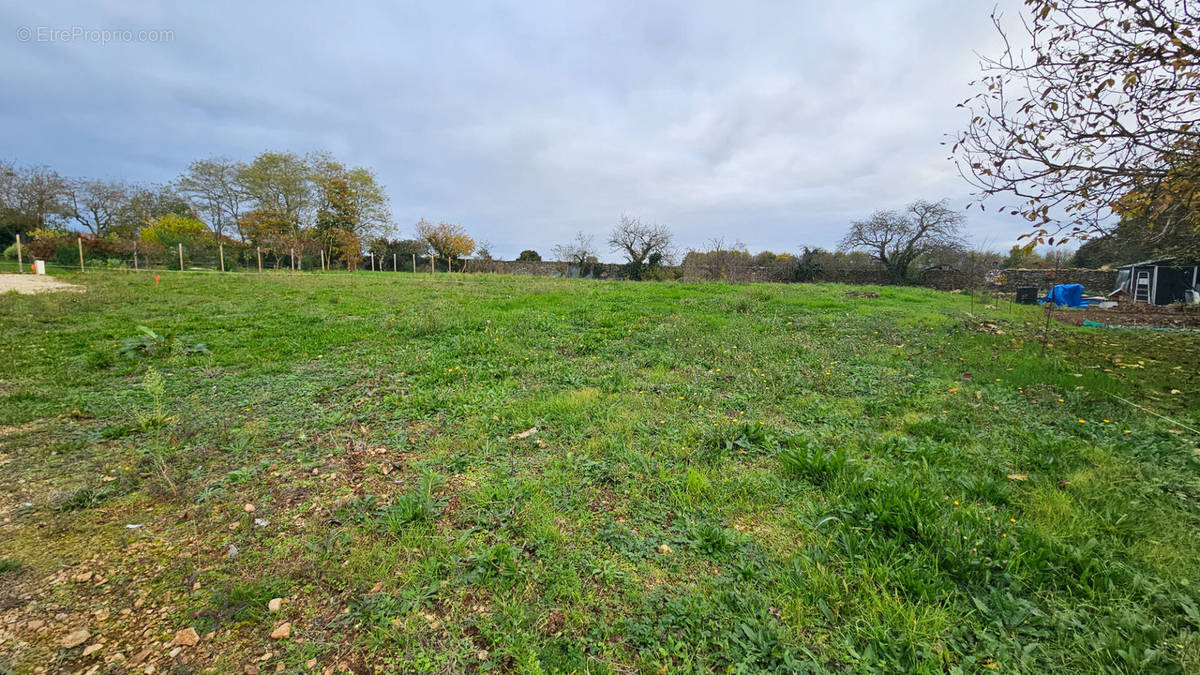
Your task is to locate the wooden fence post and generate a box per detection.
[291,248,296,271]
[257,246,262,273]
[393,253,397,272]
[219,243,225,272]
[178,243,183,271]
[412,254,416,273]
[133,240,138,270]
[320,249,325,272]
[14,234,22,273]
[78,237,85,272]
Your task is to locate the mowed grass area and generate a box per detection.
[0,271,1198,674]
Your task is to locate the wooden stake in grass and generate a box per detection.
[412,253,416,273]
[1039,301,1054,358]
[370,252,375,272]
[291,248,296,271]
[219,243,225,272]
[178,243,184,271]
[133,240,138,270]
[393,253,397,272]
[257,246,262,273]
[78,237,85,272]
[320,249,325,272]
[14,234,22,273]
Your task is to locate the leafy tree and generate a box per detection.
[238,152,312,237]
[954,0,1200,244]
[516,249,541,261]
[177,158,247,241]
[119,184,194,238]
[840,199,965,282]
[608,215,673,279]
[415,219,475,269]
[309,152,392,240]
[1001,245,1045,269]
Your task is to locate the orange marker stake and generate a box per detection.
[155,274,161,288]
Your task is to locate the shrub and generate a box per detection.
[517,249,541,261]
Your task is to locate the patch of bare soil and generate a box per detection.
[0,274,84,294]
[1053,302,1200,329]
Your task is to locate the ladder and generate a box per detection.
[1133,270,1151,303]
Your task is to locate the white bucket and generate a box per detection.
[34,260,45,275]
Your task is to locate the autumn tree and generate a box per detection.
[954,0,1200,244]
[415,219,475,270]
[840,199,965,282]
[140,213,208,248]
[239,208,299,269]
[608,215,673,279]
[328,228,362,271]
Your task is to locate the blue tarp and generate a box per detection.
[1038,283,1090,308]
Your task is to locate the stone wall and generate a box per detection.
[463,258,1118,294]
[466,259,642,279]
[989,268,1118,293]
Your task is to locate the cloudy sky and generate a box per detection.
[1,0,1036,259]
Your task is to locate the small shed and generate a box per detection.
[1111,258,1200,306]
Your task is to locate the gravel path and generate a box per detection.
[0,274,83,294]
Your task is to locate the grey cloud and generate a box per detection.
[0,0,1032,259]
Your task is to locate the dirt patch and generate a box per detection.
[1053,302,1200,329]
[0,274,84,295]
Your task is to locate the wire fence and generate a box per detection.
[5,235,472,275]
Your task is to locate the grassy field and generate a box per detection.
[0,271,1198,674]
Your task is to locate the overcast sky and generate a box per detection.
[0,0,1041,260]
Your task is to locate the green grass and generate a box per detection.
[0,270,1198,673]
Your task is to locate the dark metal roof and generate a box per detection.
[1118,258,1199,268]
